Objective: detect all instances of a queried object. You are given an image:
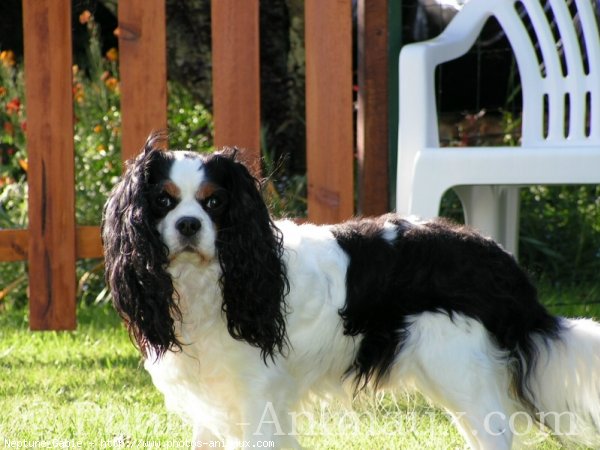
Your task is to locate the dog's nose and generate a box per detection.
[176,217,201,237]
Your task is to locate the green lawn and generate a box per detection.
[1,285,598,449]
[0,306,190,447]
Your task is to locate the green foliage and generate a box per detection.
[261,127,307,219]
[520,185,600,284]
[538,280,600,319]
[0,12,214,309]
[72,14,122,226]
[167,82,213,152]
[0,50,29,309]
[0,50,27,226]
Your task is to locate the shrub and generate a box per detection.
[520,185,600,284]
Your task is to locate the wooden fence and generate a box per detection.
[0,0,390,330]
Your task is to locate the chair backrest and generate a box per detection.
[450,0,600,147]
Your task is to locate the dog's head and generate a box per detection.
[102,132,288,361]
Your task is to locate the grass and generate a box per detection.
[1,285,598,449]
[0,305,190,446]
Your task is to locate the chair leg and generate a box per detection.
[454,186,520,257]
[498,186,520,257]
[405,180,449,221]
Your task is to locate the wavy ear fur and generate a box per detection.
[206,150,290,362]
[101,133,181,359]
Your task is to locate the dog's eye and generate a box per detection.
[155,193,174,209]
[205,196,221,210]
[200,189,227,213]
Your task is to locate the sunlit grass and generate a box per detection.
[0,306,190,445]
[1,285,598,449]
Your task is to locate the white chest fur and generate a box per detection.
[144,222,359,445]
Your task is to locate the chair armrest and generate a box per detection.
[398,0,494,151]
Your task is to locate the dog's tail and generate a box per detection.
[527,318,600,446]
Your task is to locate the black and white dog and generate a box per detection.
[102,132,600,449]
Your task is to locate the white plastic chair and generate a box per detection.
[396,0,600,256]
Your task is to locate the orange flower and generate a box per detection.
[105,48,118,62]
[104,77,119,93]
[79,10,92,25]
[18,159,28,172]
[5,97,20,115]
[93,124,103,134]
[0,86,6,97]
[0,50,15,67]
[73,83,84,104]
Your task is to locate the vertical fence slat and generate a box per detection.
[118,0,167,162]
[305,0,354,224]
[211,0,261,172]
[357,0,389,216]
[23,0,76,330]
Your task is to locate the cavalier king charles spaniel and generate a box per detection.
[102,132,600,450]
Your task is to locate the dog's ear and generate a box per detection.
[206,150,289,362]
[101,133,182,359]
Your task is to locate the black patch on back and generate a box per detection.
[332,214,561,404]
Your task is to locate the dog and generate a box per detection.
[102,132,600,449]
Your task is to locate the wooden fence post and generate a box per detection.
[357,0,389,216]
[118,0,168,162]
[305,0,354,224]
[211,0,261,173]
[23,0,77,330]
